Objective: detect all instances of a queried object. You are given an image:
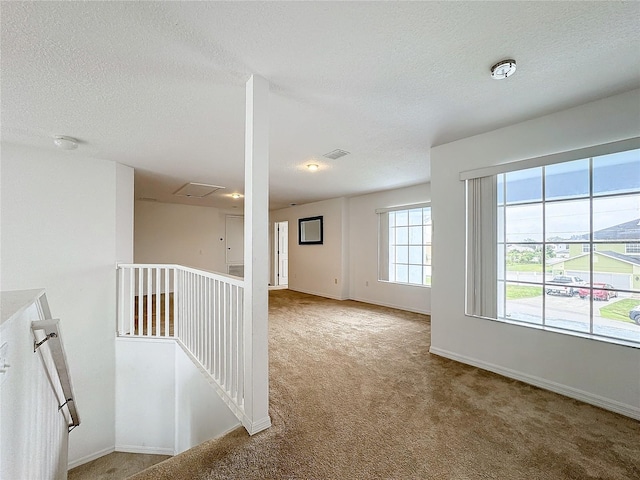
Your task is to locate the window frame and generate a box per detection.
[377,203,432,287]
[463,137,640,348]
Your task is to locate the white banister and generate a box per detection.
[116,264,250,427]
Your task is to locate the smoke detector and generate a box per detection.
[53,135,79,150]
[490,59,517,79]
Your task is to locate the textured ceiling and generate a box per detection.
[2,2,639,209]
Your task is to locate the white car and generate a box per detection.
[545,276,586,296]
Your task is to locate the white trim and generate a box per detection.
[348,295,430,315]
[459,136,640,181]
[117,263,244,287]
[286,289,431,315]
[67,446,115,470]
[115,445,175,456]
[375,201,430,214]
[242,416,272,435]
[429,346,640,420]
[287,287,349,301]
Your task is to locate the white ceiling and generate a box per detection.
[2,2,639,210]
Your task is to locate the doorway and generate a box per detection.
[226,215,244,276]
[274,221,289,286]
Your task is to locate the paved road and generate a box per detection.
[505,293,640,343]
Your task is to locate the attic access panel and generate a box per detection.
[174,182,225,198]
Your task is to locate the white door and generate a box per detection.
[276,221,288,286]
[226,216,244,265]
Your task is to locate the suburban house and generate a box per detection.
[546,219,640,290]
[1,2,639,478]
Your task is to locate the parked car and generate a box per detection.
[630,305,640,326]
[545,276,586,296]
[577,283,618,301]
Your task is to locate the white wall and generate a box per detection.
[116,164,134,264]
[1,291,69,480]
[114,338,241,455]
[271,197,349,299]
[270,187,433,313]
[134,200,235,273]
[349,184,431,314]
[174,344,240,454]
[430,89,640,418]
[0,143,135,465]
[115,338,176,455]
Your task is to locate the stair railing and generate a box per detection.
[117,264,246,420]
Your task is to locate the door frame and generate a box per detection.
[274,221,289,286]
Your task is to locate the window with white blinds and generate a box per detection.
[464,138,640,345]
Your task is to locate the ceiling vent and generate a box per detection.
[173,182,225,198]
[323,149,350,160]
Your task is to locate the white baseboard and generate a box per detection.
[287,287,348,301]
[68,446,115,470]
[349,295,430,315]
[429,346,640,420]
[243,415,272,435]
[115,445,175,456]
[287,288,431,315]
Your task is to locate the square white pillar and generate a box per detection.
[242,75,271,434]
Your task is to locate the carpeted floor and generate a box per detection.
[69,452,171,480]
[131,289,640,480]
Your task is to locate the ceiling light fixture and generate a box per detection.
[53,135,79,150]
[306,164,319,172]
[490,59,517,80]
[231,193,242,199]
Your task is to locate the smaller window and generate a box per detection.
[378,204,431,286]
[626,243,640,254]
[582,244,596,253]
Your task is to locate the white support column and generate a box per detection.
[242,75,271,435]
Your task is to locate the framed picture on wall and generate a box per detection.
[298,216,323,245]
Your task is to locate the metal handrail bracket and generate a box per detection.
[31,317,80,431]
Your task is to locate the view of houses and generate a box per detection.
[502,217,640,342]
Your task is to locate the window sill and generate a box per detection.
[466,313,639,349]
[378,280,431,289]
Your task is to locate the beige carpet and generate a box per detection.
[131,290,640,480]
[68,452,171,480]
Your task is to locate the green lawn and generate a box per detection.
[506,285,543,299]
[506,263,552,273]
[599,299,640,324]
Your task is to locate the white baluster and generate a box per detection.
[164,268,170,337]
[146,268,152,337]
[137,267,143,336]
[129,267,135,336]
[155,268,161,337]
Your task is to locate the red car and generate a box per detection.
[578,283,618,301]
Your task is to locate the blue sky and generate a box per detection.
[499,149,640,243]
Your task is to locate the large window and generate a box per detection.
[465,139,640,345]
[378,205,431,286]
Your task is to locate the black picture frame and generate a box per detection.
[298,216,323,245]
